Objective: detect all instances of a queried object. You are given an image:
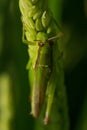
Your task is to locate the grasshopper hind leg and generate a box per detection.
[44,71,56,125]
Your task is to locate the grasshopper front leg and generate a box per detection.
[22,25,32,45]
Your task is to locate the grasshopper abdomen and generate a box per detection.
[31,41,53,118]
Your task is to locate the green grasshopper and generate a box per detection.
[19,0,64,124]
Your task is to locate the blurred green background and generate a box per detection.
[0,0,87,130]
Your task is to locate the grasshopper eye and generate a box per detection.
[49,41,54,46]
[38,42,44,47]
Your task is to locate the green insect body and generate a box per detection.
[19,0,65,124]
[31,42,53,118]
